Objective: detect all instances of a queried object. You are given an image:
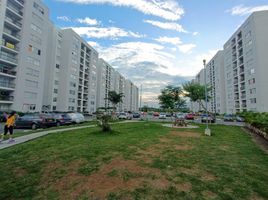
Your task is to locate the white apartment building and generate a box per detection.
[190,69,205,113]
[224,11,268,113]
[0,0,139,113]
[206,51,226,114]
[56,29,98,114]
[42,22,62,112]
[97,58,116,109]
[0,0,50,112]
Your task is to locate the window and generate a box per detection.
[33,2,44,15]
[69,98,75,103]
[68,106,75,111]
[56,64,60,69]
[70,82,76,87]
[53,106,57,111]
[30,104,36,111]
[70,74,76,80]
[27,56,40,67]
[248,78,255,85]
[26,68,39,77]
[28,45,41,56]
[32,12,43,23]
[30,34,42,45]
[53,97,57,102]
[54,80,59,85]
[250,98,257,104]
[30,23,42,34]
[25,80,38,88]
[69,90,75,95]
[250,88,256,94]
[24,91,37,99]
[248,68,255,75]
[54,89,58,94]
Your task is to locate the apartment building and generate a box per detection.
[0,0,50,112]
[0,0,139,113]
[42,22,62,112]
[190,69,205,113]
[224,11,268,113]
[97,58,116,109]
[55,29,98,113]
[206,51,226,114]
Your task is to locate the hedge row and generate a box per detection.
[239,112,268,133]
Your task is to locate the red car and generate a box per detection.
[185,113,195,120]
[153,112,159,117]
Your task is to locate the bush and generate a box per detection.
[97,114,112,132]
[239,112,268,133]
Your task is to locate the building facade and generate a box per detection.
[192,11,268,114]
[0,1,139,113]
[0,0,50,112]
[224,11,268,113]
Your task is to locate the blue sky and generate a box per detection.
[43,0,268,106]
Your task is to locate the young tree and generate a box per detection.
[158,85,186,111]
[106,91,124,114]
[183,81,210,110]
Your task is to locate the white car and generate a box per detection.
[118,112,128,120]
[67,113,85,124]
[159,113,166,119]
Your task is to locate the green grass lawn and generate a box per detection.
[0,122,267,200]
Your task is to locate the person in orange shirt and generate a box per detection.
[0,111,16,143]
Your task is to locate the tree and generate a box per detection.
[183,81,210,111]
[158,85,186,111]
[106,91,124,114]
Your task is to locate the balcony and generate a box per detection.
[0,52,18,66]
[6,3,23,18]
[4,16,22,30]
[0,81,15,90]
[242,103,247,108]
[234,79,238,84]
[3,29,21,43]
[241,94,246,99]
[240,86,245,91]
[1,40,19,54]
[14,0,24,7]
[0,95,14,103]
[0,65,16,77]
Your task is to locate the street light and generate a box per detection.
[203,59,211,136]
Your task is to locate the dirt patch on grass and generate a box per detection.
[14,167,27,177]
[170,131,201,138]
[200,171,217,181]
[159,138,172,143]
[179,166,199,176]
[250,193,265,200]
[175,182,192,192]
[43,157,171,199]
[173,144,193,150]
[202,190,217,199]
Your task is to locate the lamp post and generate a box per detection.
[203,59,211,136]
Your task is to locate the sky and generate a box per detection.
[43,0,268,107]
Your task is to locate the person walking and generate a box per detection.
[0,111,16,143]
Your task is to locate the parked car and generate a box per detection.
[67,113,85,124]
[52,113,72,125]
[118,112,128,120]
[201,114,215,123]
[15,114,58,130]
[159,113,166,119]
[236,116,245,122]
[175,113,185,119]
[153,112,159,117]
[132,112,141,118]
[165,113,172,117]
[223,114,235,121]
[185,113,195,120]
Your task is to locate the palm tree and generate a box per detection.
[106,91,124,116]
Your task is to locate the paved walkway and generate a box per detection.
[0,124,97,150]
[0,120,142,150]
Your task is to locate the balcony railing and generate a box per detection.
[0,52,18,64]
[0,65,16,76]
[241,95,246,99]
[1,40,20,52]
[0,81,15,89]
[3,29,21,40]
[240,86,245,91]
[0,96,14,101]
[6,3,23,17]
[5,16,22,28]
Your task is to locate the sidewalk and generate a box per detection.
[0,120,143,150]
[0,125,96,150]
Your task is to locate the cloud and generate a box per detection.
[227,4,268,16]
[155,36,182,46]
[57,16,71,22]
[87,41,100,48]
[178,44,196,54]
[69,26,145,39]
[144,20,187,32]
[76,17,100,26]
[58,0,184,21]
[193,31,199,36]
